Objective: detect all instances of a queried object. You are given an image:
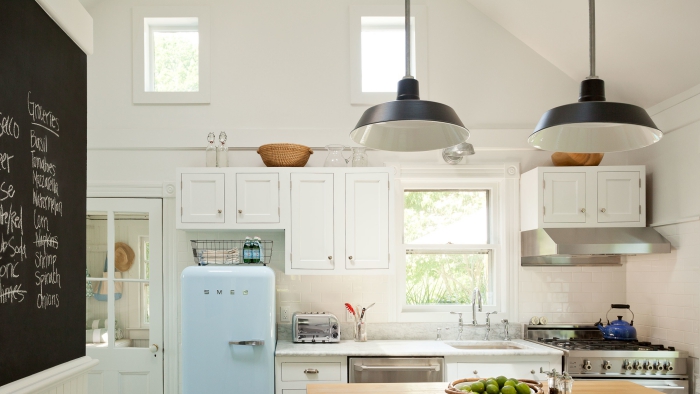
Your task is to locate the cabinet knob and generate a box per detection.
[531,370,536,374]
[328,256,332,260]
[238,209,242,214]
[473,370,478,375]
[348,256,353,260]
[580,208,586,213]
[600,208,606,213]
[218,209,222,214]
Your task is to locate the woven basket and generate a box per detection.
[446,378,544,394]
[257,143,313,167]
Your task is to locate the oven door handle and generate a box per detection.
[353,365,441,372]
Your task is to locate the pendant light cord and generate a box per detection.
[404,0,413,78]
[588,0,597,78]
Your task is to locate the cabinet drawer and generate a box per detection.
[281,362,342,382]
[457,362,549,381]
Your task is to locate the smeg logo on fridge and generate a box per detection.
[203,290,249,295]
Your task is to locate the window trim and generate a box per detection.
[349,5,429,105]
[132,6,210,104]
[389,163,521,323]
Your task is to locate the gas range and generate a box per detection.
[525,324,692,393]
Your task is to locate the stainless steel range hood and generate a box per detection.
[521,227,671,266]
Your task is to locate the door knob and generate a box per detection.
[149,344,159,353]
[600,208,606,213]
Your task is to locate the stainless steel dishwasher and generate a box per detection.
[349,357,444,383]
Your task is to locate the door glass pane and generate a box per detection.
[86,211,109,348]
[113,212,151,348]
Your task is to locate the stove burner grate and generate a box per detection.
[538,338,675,351]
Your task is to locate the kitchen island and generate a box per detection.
[307,381,660,393]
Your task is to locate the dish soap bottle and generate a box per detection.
[216,131,229,167]
[252,236,262,264]
[243,237,252,264]
[205,132,217,167]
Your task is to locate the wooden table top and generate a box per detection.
[307,381,660,394]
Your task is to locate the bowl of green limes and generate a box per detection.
[446,376,543,394]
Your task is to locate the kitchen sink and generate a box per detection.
[445,341,527,350]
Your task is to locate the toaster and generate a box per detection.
[292,312,340,343]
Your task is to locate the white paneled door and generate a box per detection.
[345,173,389,270]
[290,173,334,270]
[236,173,280,223]
[543,172,586,223]
[597,171,641,223]
[85,198,163,394]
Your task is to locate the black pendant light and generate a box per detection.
[529,0,662,153]
[350,0,469,152]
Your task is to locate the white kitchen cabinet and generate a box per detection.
[290,173,335,270]
[455,362,550,381]
[236,173,280,223]
[597,171,641,223]
[345,173,389,270]
[543,172,586,224]
[275,356,347,394]
[181,173,225,223]
[521,166,646,230]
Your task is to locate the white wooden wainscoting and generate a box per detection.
[0,356,98,394]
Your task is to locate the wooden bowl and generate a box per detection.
[257,143,313,167]
[551,152,604,166]
[446,378,544,394]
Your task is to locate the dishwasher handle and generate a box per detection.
[353,364,441,372]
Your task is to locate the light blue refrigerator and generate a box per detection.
[182,265,276,394]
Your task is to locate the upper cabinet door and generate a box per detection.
[181,173,225,223]
[597,171,641,223]
[345,173,389,270]
[290,173,335,270]
[236,173,280,223]
[543,172,586,223]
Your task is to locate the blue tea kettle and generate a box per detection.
[595,304,637,341]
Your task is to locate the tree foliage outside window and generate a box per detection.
[404,191,491,305]
[153,31,199,92]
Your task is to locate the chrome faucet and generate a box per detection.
[484,311,497,340]
[502,319,510,341]
[472,288,482,325]
[450,312,464,340]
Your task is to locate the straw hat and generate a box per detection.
[115,242,135,272]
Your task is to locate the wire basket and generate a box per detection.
[191,240,273,266]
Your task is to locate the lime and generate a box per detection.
[485,379,498,388]
[460,385,472,392]
[504,380,517,387]
[495,376,508,388]
[485,384,500,394]
[470,381,485,393]
[501,386,517,394]
[515,383,531,394]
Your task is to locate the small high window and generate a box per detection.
[132,7,210,104]
[350,5,428,105]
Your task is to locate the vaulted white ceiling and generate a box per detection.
[466,0,700,108]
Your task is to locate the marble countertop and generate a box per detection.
[275,339,563,357]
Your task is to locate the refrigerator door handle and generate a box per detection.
[228,340,265,346]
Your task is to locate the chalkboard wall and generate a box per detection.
[0,0,87,386]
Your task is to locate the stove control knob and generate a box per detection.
[623,360,633,371]
[664,362,674,372]
[654,362,664,371]
[583,360,592,371]
[634,361,643,371]
[644,361,654,371]
[602,360,612,370]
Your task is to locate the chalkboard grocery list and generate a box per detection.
[0,1,87,385]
